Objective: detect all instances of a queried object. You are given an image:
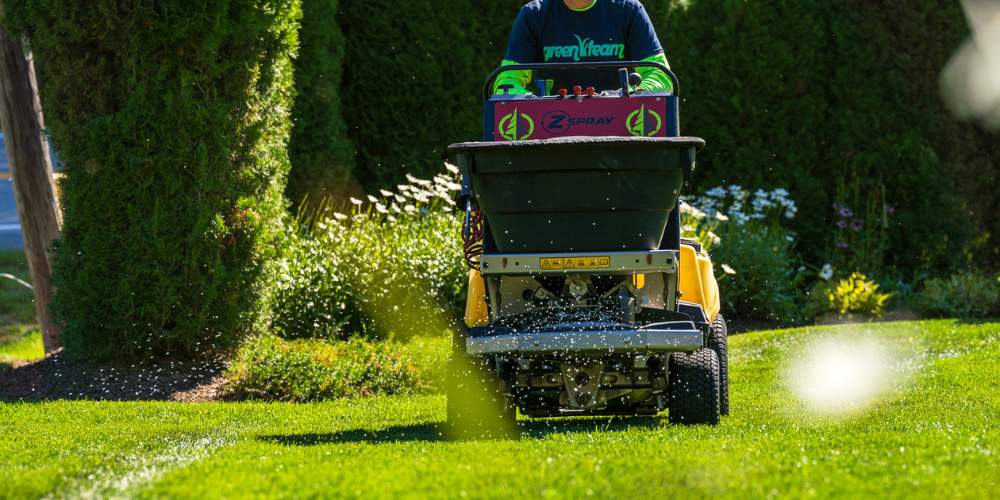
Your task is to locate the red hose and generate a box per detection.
[463,206,484,270]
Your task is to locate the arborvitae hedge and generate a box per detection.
[336,0,483,187]
[662,0,997,272]
[5,1,302,359]
[286,0,355,207]
[301,0,995,275]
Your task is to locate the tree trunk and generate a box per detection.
[0,18,63,353]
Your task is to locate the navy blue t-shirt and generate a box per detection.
[503,0,664,92]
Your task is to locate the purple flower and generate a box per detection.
[851,219,864,231]
[836,241,849,250]
[836,220,848,229]
[832,203,843,211]
[838,207,853,218]
[887,205,896,216]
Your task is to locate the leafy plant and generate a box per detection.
[819,272,892,319]
[224,335,430,401]
[682,187,803,322]
[272,168,466,340]
[827,179,893,276]
[711,223,803,322]
[914,272,1000,319]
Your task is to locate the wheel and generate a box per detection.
[668,348,721,425]
[708,314,730,416]
[445,325,516,439]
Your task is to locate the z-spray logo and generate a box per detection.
[626,105,663,137]
[543,110,616,134]
[498,108,535,141]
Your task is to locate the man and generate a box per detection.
[494,0,673,95]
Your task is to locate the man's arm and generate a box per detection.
[628,2,674,93]
[636,53,674,93]
[493,6,538,95]
[494,59,533,95]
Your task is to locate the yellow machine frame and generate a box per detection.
[464,243,720,327]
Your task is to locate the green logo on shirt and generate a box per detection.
[543,35,625,62]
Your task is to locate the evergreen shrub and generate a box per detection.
[286,0,356,207]
[4,1,302,359]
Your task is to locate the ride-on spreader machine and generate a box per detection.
[446,62,726,435]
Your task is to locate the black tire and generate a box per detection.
[668,348,721,425]
[708,314,730,416]
[445,326,516,439]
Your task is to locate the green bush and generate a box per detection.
[285,0,356,207]
[336,0,482,187]
[224,335,433,401]
[814,272,892,320]
[272,169,466,340]
[712,224,802,322]
[659,0,994,274]
[5,1,302,359]
[915,272,1000,319]
[683,186,802,322]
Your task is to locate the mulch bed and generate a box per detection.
[0,350,227,402]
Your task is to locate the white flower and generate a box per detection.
[332,212,347,221]
[367,195,378,204]
[375,203,389,214]
[406,174,432,186]
[444,162,460,174]
[819,263,834,281]
[349,197,363,206]
[706,186,728,198]
[707,231,721,245]
[379,189,394,197]
[679,201,706,220]
[721,264,736,275]
[715,212,730,222]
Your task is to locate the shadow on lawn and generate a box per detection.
[261,416,665,445]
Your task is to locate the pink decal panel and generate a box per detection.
[491,96,671,141]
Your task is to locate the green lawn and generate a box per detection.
[0,251,43,369]
[1,320,998,498]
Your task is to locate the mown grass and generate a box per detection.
[1,320,997,498]
[0,250,43,369]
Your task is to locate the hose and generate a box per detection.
[462,199,484,270]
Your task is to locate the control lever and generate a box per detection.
[535,79,549,96]
[629,72,643,89]
[618,68,630,97]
